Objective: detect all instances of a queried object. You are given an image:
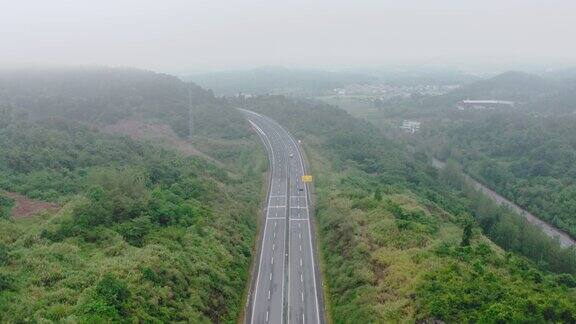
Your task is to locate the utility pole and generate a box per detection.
[188,87,193,139]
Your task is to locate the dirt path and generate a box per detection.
[432,158,575,248]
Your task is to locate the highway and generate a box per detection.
[240,109,324,324]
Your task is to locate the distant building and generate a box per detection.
[457,100,516,110]
[400,120,421,133]
[236,92,254,98]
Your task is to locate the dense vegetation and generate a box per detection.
[3,67,576,323]
[0,68,264,322]
[0,192,13,219]
[419,112,576,238]
[0,67,251,140]
[240,95,576,323]
[418,243,576,323]
[438,161,576,274]
[335,69,576,243]
[0,111,147,201]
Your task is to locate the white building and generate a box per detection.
[400,120,421,133]
[457,100,516,110]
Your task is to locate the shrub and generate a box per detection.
[0,193,14,219]
[41,219,77,242]
[45,304,68,321]
[73,200,113,228]
[141,267,160,284]
[0,243,8,266]
[0,273,15,291]
[115,216,152,247]
[555,274,576,288]
[461,222,473,247]
[81,273,132,320]
[96,274,131,309]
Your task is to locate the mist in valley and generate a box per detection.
[1,1,576,323]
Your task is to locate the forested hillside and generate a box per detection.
[3,68,575,323]
[0,68,264,322]
[339,70,576,240]
[419,112,576,238]
[238,95,576,323]
[529,82,576,114]
[366,71,574,119]
[449,71,556,101]
[0,67,250,139]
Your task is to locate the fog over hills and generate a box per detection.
[450,71,557,101]
[189,65,483,96]
[188,66,377,95]
[2,0,576,322]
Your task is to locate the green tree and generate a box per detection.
[374,188,382,201]
[0,193,14,219]
[0,243,9,266]
[95,273,131,311]
[461,222,473,247]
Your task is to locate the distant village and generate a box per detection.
[330,83,460,99]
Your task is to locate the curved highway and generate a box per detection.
[240,109,325,324]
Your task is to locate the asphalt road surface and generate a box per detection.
[240,109,325,324]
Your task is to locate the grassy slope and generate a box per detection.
[310,144,576,323]
[0,123,264,323]
[240,95,576,323]
[0,69,266,322]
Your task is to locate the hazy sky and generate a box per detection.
[2,0,575,73]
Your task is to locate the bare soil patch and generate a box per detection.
[5,192,60,219]
[100,119,221,164]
